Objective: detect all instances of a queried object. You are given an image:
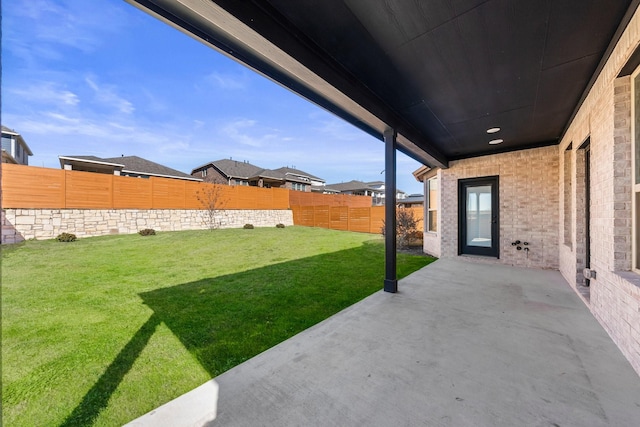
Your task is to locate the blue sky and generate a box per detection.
[2,0,424,194]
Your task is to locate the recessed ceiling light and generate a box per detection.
[487,127,501,134]
[489,139,503,145]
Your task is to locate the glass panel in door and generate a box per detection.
[466,185,492,248]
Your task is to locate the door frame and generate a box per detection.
[458,176,500,257]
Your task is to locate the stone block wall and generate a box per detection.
[437,146,560,269]
[1,209,294,243]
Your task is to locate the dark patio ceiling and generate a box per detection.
[127,0,638,168]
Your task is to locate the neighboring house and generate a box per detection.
[324,180,406,205]
[397,194,423,209]
[1,126,33,165]
[251,166,325,192]
[58,155,201,181]
[192,159,263,186]
[191,159,324,192]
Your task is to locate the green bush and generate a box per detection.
[276,223,285,228]
[56,233,77,242]
[138,229,156,236]
[243,224,254,229]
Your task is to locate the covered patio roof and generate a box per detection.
[127,0,637,168]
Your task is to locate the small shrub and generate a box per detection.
[276,223,285,228]
[138,228,156,236]
[380,209,419,248]
[243,224,254,229]
[56,232,77,242]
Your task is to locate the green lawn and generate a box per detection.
[1,226,435,426]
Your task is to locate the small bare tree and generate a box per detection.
[381,209,419,248]
[196,184,228,230]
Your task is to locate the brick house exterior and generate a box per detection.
[192,159,324,192]
[192,159,262,186]
[415,9,640,375]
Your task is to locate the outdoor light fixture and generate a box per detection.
[486,127,501,133]
[488,139,503,145]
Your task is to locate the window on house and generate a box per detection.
[202,169,207,177]
[291,182,306,191]
[1,136,12,153]
[427,176,438,232]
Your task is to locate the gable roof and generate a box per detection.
[250,168,286,181]
[59,155,199,181]
[194,159,263,179]
[325,180,381,192]
[194,160,325,183]
[271,166,324,183]
[102,155,196,180]
[325,180,404,194]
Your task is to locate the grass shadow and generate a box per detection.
[138,241,433,377]
[60,241,433,424]
[59,314,161,427]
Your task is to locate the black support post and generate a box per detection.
[384,128,398,293]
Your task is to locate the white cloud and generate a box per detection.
[206,71,248,90]
[10,82,80,106]
[220,119,279,147]
[5,0,129,56]
[85,76,134,114]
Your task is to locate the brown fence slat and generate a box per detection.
[349,207,372,233]
[65,170,113,209]
[289,191,371,207]
[113,175,152,209]
[1,164,65,208]
[330,206,349,231]
[369,206,385,234]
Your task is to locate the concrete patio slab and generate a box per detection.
[128,259,640,426]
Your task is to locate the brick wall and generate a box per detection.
[558,7,640,375]
[435,146,559,269]
[1,208,294,243]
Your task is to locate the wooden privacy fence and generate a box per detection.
[291,205,423,234]
[1,164,423,234]
[289,190,371,207]
[0,164,371,210]
[0,164,289,210]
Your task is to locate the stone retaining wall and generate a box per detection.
[1,208,294,243]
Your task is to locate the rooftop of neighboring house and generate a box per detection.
[250,166,325,183]
[193,159,325,184]
[399,194,424,205]
[59,155,200,181]
[271,166,324,183]
[1,125,34,156]
[325,180,406,195]
[192,159,263,179]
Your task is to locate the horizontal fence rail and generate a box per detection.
[0,164,291,210]
[291,205,423,234]
[0,164,375,211]
[1,164,422,234]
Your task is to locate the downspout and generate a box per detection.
[384,128,398,293]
